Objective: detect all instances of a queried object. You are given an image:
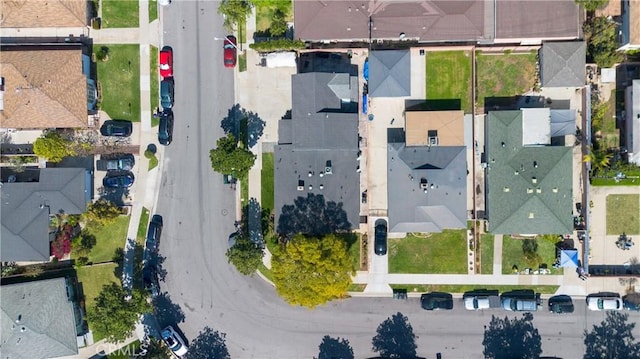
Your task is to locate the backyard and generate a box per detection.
[255,0,292,34]
[101,0,139,28]
[388,230,467,274]
[425,51,473,113]
[94,44,141,122]
[476,51,537,108]
[501,235,560,275]
[606,194,640,234]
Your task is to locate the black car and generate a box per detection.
[549,295,574,313]
[102,171,135,188]
[374,219,387,256]
[158,110,174,145]
[421,292,454,310]
[146,214,163,251]
[100,120,132,137]
[623,294,640,311]
[142,266,160,298]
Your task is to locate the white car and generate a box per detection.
[161,325,188,356]
[158,0,171,6]
[586,295,622,311]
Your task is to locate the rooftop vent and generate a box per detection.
[527,188,534,194]
[536,188,542,194]
[503,187,510,192]
[552,187,558,193]
[325,160,333,175]
[428,130,438,146]
[528,212,535,219]
[532,177,537,184]
[297,180,304,191]
[319,184,324,190]
[308,171,313,177]
[0,76,4,111]
[420,178,428,189]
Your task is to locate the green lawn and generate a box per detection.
[239,52,247,73]
[136,207,150,245]
[241,177,249,204]
[258,263,274,283]
[501,235,560,275]
[76,263,119,342]
[261,152,274,213]
[476,52,537,108]
[389,230,467,274]
[390,284,560,295]
[601,90,619,150]
[480,234,494,274]
[425,51,472,113]
[107,340,141,358]
[101,0,139,28]
[592,165,640,186]
[148,0,158,21]
[150,45,160,127]
[95,45,141,122]
[255,0,292,32]
[606,194,640,234]
[84,216,131,263]
[148,154,158,170]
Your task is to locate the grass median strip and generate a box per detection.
[389,284,560,295]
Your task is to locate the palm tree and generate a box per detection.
[583,147,613,174]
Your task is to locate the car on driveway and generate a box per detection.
[548,295,574,314]
[97,153,135,171]
[160,78,175,109]
[374,219,387,256]
[161,325,188,356]
[158,109,174,146]
[100,120,132,137]
[103,171,135,188]
[587,293,622,311]
[223,35,237,68]
[159,46,173,78]
[421,292,453,310]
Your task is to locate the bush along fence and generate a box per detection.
[249,39,305,53]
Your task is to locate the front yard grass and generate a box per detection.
[148,0,158,22]
[150,45,160,127]
[389,230,467,274]
[425,51,472,113]
[476,52,537,108]
[261,152,274,213]
[136,207,150,245]
[95,45,141,122]
[390,284,560,295]
[501,235,560,275]
[76,263,119,342]
[480,234,494,274]
[84,216,131,263]
[101,0,139,28]
[606,194,640,234]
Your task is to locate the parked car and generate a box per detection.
[548,295,574,314]
[160,78,175,109]
[161,325,188,356]
[158,0,170,6]
[97,153,135,171]
[102,171,134,188]
[587,293,622,311]
[159,46,173,78]
[463,289,500,310]
[623,293,640,311]
[146,214,163,251]
[100,120,132,137]
[223,35,237,68]
[142,266,159,298]
[421,292,453,310]
[158,109,174,145]
[501,290,539,312]
[374,219,387,256]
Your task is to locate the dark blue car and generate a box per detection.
[103,171,135,188]
[100,120,132,137]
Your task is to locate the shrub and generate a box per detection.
[76,256,90,267]
[84,199,121,226]
[249,39,305,53]
[51,224,73,259]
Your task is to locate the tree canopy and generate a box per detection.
[83,199,121,226]
[371,312,418,358]
[209,133,256,180]
[584,16,624,68]
[226,234,264,275]
[186,327,230,359]
[482,313,542,359]
[217,0,253,30]
[316,335,354,359]
[88,283,152,343]
[575,0,609,11]
[271,234,353,308]
[33,131,75,162]
[584,311,640,359]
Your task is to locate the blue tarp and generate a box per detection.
[363,59,369,81]
[560,249,579,268]
[362,94,368,114]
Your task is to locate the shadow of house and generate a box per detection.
[298,52,358,75]
[275,70,360,235]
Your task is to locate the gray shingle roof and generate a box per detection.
[541,41,586,87]
[0,278,79,358]
[369,50,411,98]
[486,110,573,234]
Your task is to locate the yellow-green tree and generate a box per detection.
[271,234,353,308]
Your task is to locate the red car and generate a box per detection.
[159,46,173,78]
[223,35,237,68]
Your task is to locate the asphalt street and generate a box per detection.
[156,2,640,358]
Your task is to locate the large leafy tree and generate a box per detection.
[209,134,256,180]
[88,283,151,343]
[271,234,353,308]
[316,335,354,359]
[226,235,264,275]
[33,131,75,162]
[575,0,609,11]
[83,199,121,226]
[482,313,542,359]
[217,0,253,30]
[371,312,418,358]
[584,16,624,68]
[583,146,613,174]
[584,311,640,359]
[186,327,230,359]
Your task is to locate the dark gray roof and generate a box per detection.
[541,41,586,87]
[0,278,79,358]
[486,110,573,234]
[275,72,360,234]
[387,143,467,233]
[1,168,90,261]
[369,50,411,98]
[496,1,581,40]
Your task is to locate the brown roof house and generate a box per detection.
[0,0,88,29]
[0,44,97,129]
[620,0,640,50]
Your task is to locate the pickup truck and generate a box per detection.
[97,154,135,171]
[463,290,501,310]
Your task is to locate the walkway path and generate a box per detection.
[493,234,503,275]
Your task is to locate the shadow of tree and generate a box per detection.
[371,312,418,359]
[277,193,351,238]
[482,313,541,359]
[316,335,354,359]
[112,243,145,289]
[241,198,267,247]
[584,311,640,359]
[220,104,266,149]
[152,292,185,328]
[185,326,230,359]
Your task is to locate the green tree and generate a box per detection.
[583,147,613,174]
[83,199,121,226]
[271,234,353,308]
[33,131,75,162]
[483,313,542,359]
[575,0,609,11]
[209,134,256,180]
[584,16,624,68]
[584,311,640,359]
[371,312,418,358]
[270,9,288,36]
[226,235,264,275]
[141,338,172,358]
[88,283,151,343]
[217,0,253,30]
[590,98,609,134]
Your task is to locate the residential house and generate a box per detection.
[368,50,411,98]
[540,41,586,88]
[619,0,640,50]
[293,0,581,45]
[0,277,81,358]
[274,71,360,235]
[1,167,91,262]
[625,79,640,165]
[0,44,97,130]
[485,108,574,235]
[387,110,468,233]
[0,0,89,37]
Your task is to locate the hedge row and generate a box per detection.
[249,39,305,53]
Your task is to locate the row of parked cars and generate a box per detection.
[158,46,175,146]
[419,290,640,313]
